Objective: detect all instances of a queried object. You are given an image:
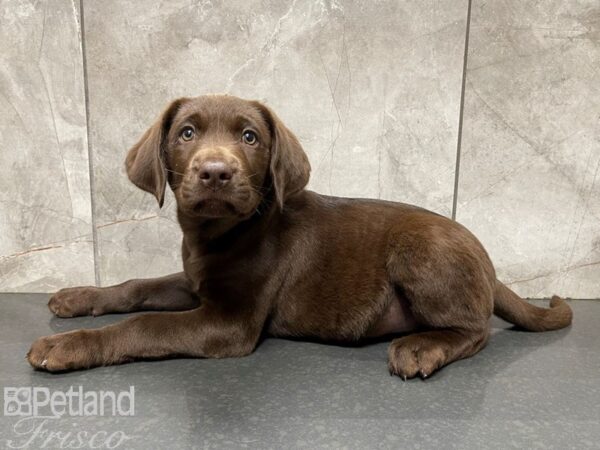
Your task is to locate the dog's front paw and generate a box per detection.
[27,330,103,372]
[48,287,102,317]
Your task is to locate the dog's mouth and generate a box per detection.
[177,180,260,219]
[191,197,238,218]
[179,192,256,219]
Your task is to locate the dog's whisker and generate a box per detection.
[165,168,185,176]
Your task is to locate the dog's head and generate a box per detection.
[125,95,311,219]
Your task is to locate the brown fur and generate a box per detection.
[28,95,573,377]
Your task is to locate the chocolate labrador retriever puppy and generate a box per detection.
[27,95,572,378]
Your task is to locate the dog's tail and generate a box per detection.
[493,280,572,331]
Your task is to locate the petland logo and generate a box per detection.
[3,386,136,449]
[4,386,135,417]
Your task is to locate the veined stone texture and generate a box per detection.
[1,0,597,298]
[457,0,600,297]
[84,0,467,286]
[0,0,95,292]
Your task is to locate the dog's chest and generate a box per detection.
[183,243,273,301]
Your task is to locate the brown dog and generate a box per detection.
[27,95,572,378]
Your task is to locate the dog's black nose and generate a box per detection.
[197,161,233,189]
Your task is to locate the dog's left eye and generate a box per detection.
[180,127,195,141]
[242,130,258,145]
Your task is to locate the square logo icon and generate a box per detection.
[4,387,32,416]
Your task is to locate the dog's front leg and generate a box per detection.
[27,303,262,372]
[47,272,199,317]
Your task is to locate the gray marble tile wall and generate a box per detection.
[1,0,598,297]
[456,0,600,298]
[0,0,95,292]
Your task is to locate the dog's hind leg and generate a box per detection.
[385,213,495,378]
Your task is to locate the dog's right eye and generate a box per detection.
[180,127,195,141]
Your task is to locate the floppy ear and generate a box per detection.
[255,103,311,209]
[125,98,187,207]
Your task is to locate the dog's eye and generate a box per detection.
[180,127,195,141]
[242,130,258,145]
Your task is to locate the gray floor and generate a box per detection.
[1,294,599,449]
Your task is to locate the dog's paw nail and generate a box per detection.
[41,359,48,368]
[402,375,407,381]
